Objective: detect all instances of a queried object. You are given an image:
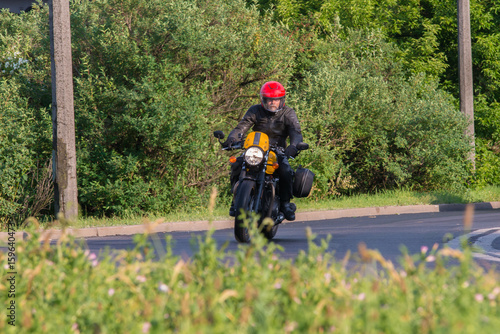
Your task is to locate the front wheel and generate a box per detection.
[233,180,256,243]
[260,183,279,240]
[262,223,278,240]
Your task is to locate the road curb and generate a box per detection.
[2,202,499,242]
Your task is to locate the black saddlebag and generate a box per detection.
[293,167,314,198]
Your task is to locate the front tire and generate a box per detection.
[262,223,278,240]
[260,184,279,240]
[233,180,255,243]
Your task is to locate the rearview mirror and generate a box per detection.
[297,142,309,151]
[213,130,225,139]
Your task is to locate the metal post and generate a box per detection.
[50,0,78,220]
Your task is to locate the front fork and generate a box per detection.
[238,155,283,224]
[251,167,266,213]
[237,160,267,214]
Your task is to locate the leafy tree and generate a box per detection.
[251,0,500,186]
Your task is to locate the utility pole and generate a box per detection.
[50,0,78,220]
[457,0,475,168]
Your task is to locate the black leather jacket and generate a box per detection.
[227,104,303,149]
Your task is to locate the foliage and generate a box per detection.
[252,0,500,188]
[475,139,500,187]
[68,0,297,216]
[0,79,34,221]
[0,78,51,224]
[1,223,499,333]
[0,0,297,218]
[289,30,470,195]
[2,0,500,220]
[0,3,54,224]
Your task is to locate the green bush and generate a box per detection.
[0,78,52,224]
[0,79,34,220]
[256,0,500,189]
[290,30,471,196]
[0,3,54,224]
[475,139,500,187]
[69,0,297,216]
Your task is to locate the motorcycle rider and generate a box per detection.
[222,81,303,221]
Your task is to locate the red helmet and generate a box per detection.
[260,81,286,113]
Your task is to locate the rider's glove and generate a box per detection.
[284,145,298,158]
[222,137,236,148]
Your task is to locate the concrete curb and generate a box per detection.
[2,202,499,242]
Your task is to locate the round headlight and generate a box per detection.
[244,147,264,166]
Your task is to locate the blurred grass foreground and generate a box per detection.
[1,218,499,333]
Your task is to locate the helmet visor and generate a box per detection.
[261,96,285,112]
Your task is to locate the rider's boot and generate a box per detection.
[281,202,296,221]
[229,180,239,217]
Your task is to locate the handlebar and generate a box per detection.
[222,142,243,151]
[214,130,309,156]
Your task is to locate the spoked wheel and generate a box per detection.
[233,180,256,243]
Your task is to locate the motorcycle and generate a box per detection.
[214,130,312,243]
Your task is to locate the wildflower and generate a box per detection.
[475,294,484,303]
[136,275,147,283]
[142,322,151,333]
[108,289,115,296]
[324,273,332,283]
[159,283,169,293]
[425,255,436,262]
[274,282,282,289]
[71,323,80,333]
[357,293,366,301]
[488,287,500,301]
[3,264,9,270]
[462,282,470,288]
[284,321,298,333]
[88,253,97,261]
[421,246,429,254]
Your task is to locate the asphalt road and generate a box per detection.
[81,210,500,270]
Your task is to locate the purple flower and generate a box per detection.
[142,322,151,333]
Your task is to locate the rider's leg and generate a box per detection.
[277,155,296,221]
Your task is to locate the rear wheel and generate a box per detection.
[233,180,255,243]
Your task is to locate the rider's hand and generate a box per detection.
[222,137,236,148]
[284,145,298,158]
